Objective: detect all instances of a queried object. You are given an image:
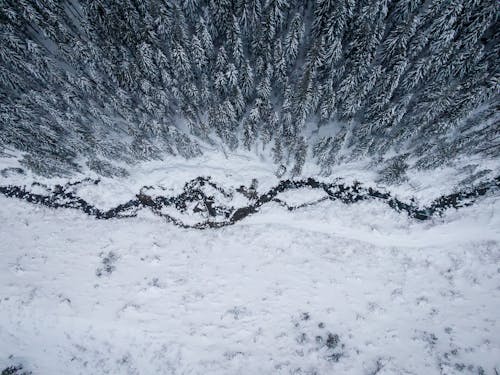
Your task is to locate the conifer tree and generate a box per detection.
[0,0,497,178]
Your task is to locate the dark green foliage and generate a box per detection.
[86,159,129,178]
[376,155,409,185]
[19,154,80,178]
[0,0,498,176]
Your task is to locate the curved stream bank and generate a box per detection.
[1,176,499,229]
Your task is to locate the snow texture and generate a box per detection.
[1,174,499,374]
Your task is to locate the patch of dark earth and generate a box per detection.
[0,175,498,229]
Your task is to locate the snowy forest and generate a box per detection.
[2,2,500,374]
[1,0,498,178]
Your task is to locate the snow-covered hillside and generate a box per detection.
[1,1,499,373]
[2,0,499,178]
[1,173,499,374]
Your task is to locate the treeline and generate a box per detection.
[0,0,498,176]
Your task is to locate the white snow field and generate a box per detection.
[1,181,499,375]
[1,153,500,375]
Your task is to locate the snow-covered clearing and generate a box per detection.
[1,188,499,374]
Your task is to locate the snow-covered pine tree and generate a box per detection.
[0,0,497,178]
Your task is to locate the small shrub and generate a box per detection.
[377,155,409,185]
[1,364,31,375]
[96,251,119,277]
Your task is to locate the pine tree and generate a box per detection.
[0,0,497,177]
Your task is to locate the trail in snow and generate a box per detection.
[0,193,499,374]
[1,157,499,374]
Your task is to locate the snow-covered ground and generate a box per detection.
[2,148,499,207]
[1,180,499,374]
